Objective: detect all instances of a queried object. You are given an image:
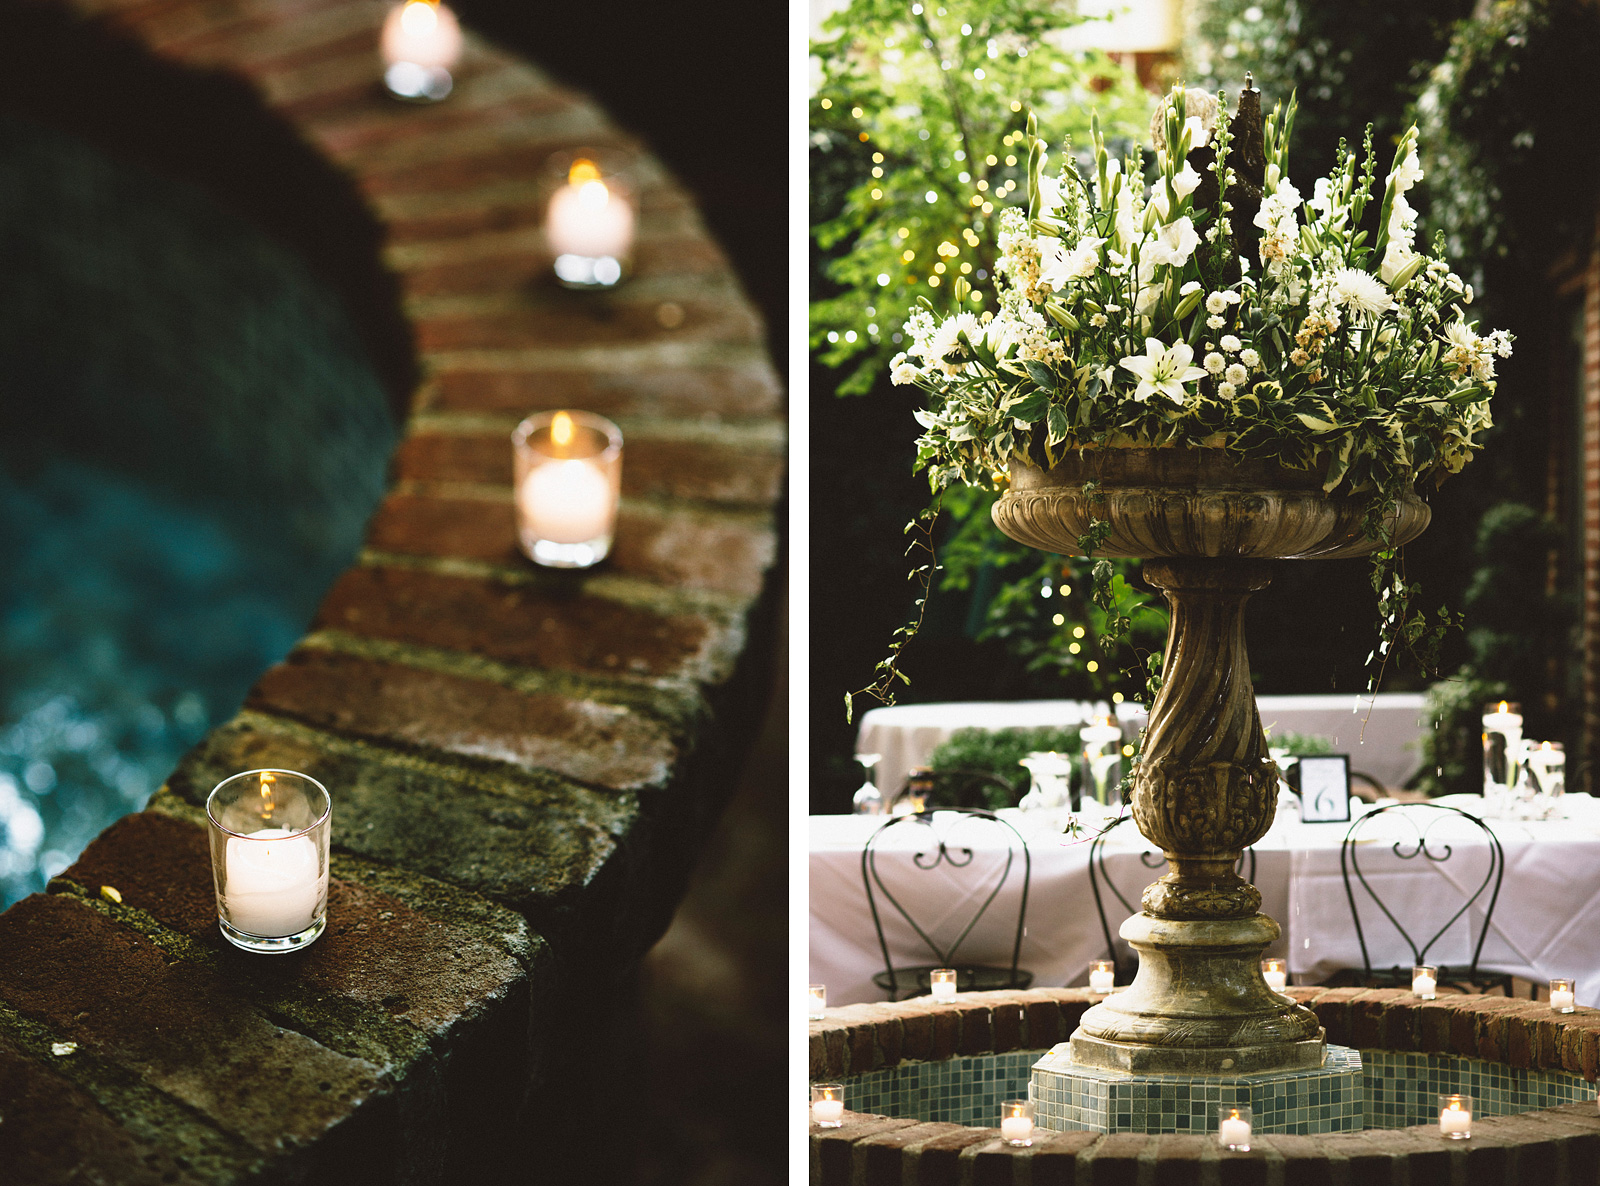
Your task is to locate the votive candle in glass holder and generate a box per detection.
[811,1083,844,1127]
[1413,965,1438,999]
[512,410,623,569]
[1000,1100,1035,1146]
[1439,1094,1472,1139]
[1217,1104,1252,1151]
[808,984,827,1019]
[380,0,461,102]
[1550,978,1577,1013]
[1089,959,1116,994]
[1262,958,1288,993]
[206,770,331,954]
[545,152,635,289]
[930,968,958,1001]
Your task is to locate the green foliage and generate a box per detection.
[927,723,1084,807]
[1262,729,1334,754]
[809,0,1148,394]
[1461,501,1569,695]
[1412,668,1509,796]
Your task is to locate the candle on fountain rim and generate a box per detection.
[512,410,623,569]
[547,158,635,288]
[1439,1095,1472,1138]
[1261,958,1288,993]
[1217,1105,1252,1150]
[808,984,827,1019]
[1000,1100,1035,1146]
[1089,959,1116,994]
[380,0,461,101]
[1413,966,1437,999]
[930,968,958,1001]
[1550,979,1576,1013]
[811,1085,844,1127]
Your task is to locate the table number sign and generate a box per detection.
[1293,754,1352,823]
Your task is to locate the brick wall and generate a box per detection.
[809,989,1600,1184]
[0,1,783,1182]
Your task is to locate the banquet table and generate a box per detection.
[855,694,1429,797]
[809,794,1600,1008]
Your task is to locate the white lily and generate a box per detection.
[1119,337,1207,403]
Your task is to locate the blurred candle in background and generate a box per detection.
[547,158,635,288]
[382,0,461,102]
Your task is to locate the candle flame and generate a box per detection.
[568,158,602,185]
[551,412,575,448]
[400,0,438,34]
[1496,701,1510,714]
[258,771,276,820]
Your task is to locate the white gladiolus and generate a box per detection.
[1146,216,1200,268]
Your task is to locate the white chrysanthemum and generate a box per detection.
[927,312,981,375]
[1204,352,1225,375]
[1240,348,1261,369]
[1329,267,1394,318]
[1180,280,1201,297]
[1205,292,1228,315]
[1207,314,1225,330]
[1120,337,1207,403]
[1090,313,1108,328]
[1220,335,1242,353]
[1217,381,1237,398]
[890,354,919,385]
[1225,363,1248,386]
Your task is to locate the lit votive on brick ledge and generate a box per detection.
[1261,958,1288,993]
[1439,1094,1472,1139]
[1000,1099,1035,1146]
[546,153,635,289]
[512,410,623,569]
[808,984,827,1019]
[1550,978,1577,1013]
[380,0,461,102]
[811,1084,844,1127]
[206,770,331,954]
[929,968,958,1001]
[1089,959,1116,994]
[1413,965,1438,999]
[1217,1104,1252,1151]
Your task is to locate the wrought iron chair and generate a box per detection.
[1089,812,1257,983]
[1337,802,1513,995]
[862,807,1033,1000]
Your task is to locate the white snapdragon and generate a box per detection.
[1379,192,1419,285]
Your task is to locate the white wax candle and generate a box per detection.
[1264,969,1288,992]
[1413,974,1437,999]
[1440,1105,1470,1136]
[1219,1117,1251,1147]
[1089,970,1115,993]
[519,459,612,544]
[547,179,635,260]
[931,980,957,1001]
[223,828,322,937]
[381,0,461,68]
[1001,1116,1034,1143]
[808,987,827,1019]
[1551,989,1576,1011]
[812,1099,844,1124]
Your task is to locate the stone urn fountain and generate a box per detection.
[993,446,1429,1076]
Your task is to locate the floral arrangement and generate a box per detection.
[892,82,1511,513]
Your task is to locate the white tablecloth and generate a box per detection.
[855,694,1429,797]
[809,795,1600,1007]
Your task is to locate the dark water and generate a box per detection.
[0,116,397,906]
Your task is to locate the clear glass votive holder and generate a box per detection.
[811,1083,844,1127]
[206,770,331,954]
[1550,978,1577,1013]
[545,149,636,289]
[380,0,461,102]
[1000,1099,1035,1146]
[1413,965,1438,999]
[1262,958,1288,993]
[512,410,623,569]
[1439,1094,1472,1139]
[1088,959,1115,994]
[1217,1104,1252,1151]
[808,984,827,1019]
[930,968,958,1001]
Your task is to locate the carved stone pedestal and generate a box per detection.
[993,448,1429,1075]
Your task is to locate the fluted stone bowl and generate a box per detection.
[992,447,1430,560]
